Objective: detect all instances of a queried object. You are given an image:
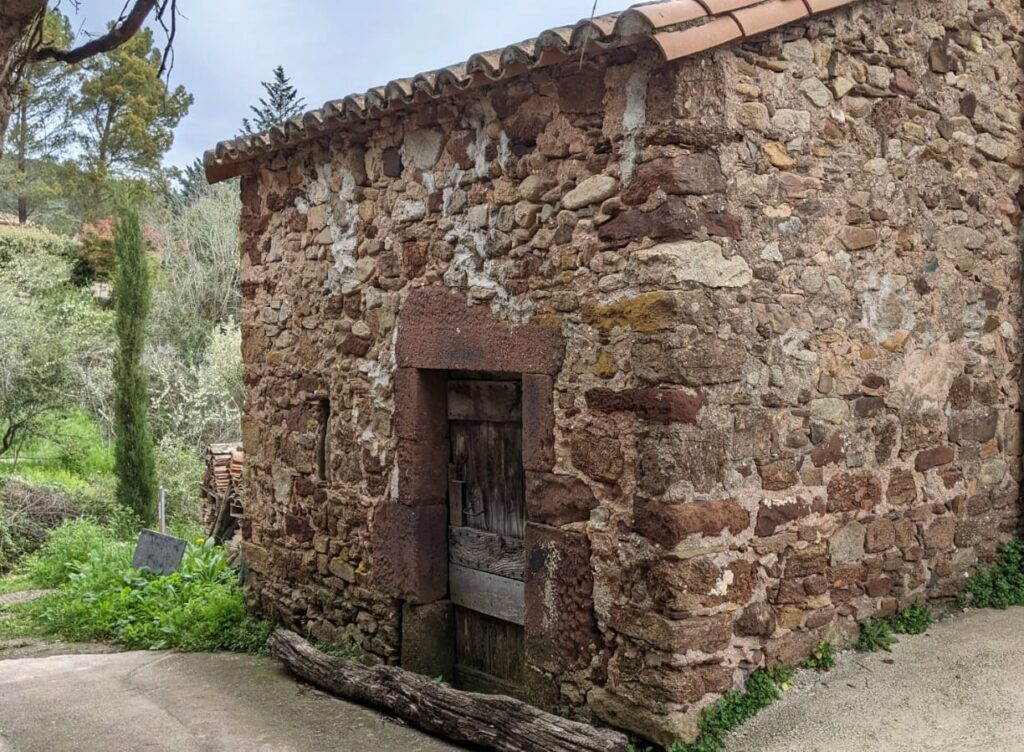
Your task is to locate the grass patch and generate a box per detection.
[890,604,933,635]
[966,539,1024,609]
[11,519,270,653]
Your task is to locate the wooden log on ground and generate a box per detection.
[267,628,629,752]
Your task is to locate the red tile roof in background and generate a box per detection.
[204,0,860,183]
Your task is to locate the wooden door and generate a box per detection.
[447,378,526,696]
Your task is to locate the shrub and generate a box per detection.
[966,539,1024,609]
[0,479,80,571]
[0,225,78,266]
[855,618,897,652]
[890,604,933,635]
[25,536,270,652]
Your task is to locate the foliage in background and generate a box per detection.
[855,618,897,653]
[14,520,270,652]
[0,479,78,571]
[240,65,306,135]
[966,539,1024,609]
[890,604,933,635]
[112,205,157,524]
[74,26,192,178]
[149,181,241,360]
[0,277,72,458]
[0,11,80,225]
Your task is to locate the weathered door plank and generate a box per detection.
[450,525,524,581]
[449,563,525,626]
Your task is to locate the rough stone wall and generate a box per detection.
[237,0,1022,745]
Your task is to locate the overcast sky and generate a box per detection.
[69,1,606,170]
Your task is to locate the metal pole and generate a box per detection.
[158,486,167,534]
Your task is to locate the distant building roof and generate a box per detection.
[204,0,859,183]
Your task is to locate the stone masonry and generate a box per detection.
[225,1,1022,745]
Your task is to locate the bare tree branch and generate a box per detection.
[29,0,159,65]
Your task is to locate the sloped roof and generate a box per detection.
[204,0,858,183]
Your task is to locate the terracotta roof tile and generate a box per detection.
[653,15,744,59]
[204,0,862,183]
[730,0,810,36]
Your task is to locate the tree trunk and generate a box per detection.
[267,629,629,752]
[0,0,45,161]
[16,99,28,224]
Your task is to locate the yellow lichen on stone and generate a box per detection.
[582,292,677,333]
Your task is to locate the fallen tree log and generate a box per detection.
[268,628,629,752]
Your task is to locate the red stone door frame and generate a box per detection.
[372,286,566,684]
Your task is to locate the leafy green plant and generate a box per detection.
[23,536,270,653]
[22,518,123,588]
[855,618,897,652]
[801,640,835,671]
[672,669,784,752]
[890,604,933,635]
[966,539,1024,609]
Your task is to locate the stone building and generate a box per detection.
[204,0,1023,744]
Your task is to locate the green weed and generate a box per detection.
[801,640,835,671]
[314,638,367,662]
[966,539,1024,609]
[890,604,933,635]
[855,618,897,652]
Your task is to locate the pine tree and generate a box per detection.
[240,65,306,135]
[112,202,157,526]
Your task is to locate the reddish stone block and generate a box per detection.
[764,630,820,668]
[865,519,896,552]
[811,432,846,467]
[610,607,733,653]
[525,472,597,527]
[284,513,314,543]
[785,546,827,578]
[755,500,810,536]
[634,498,749,548]
[570,430,623,483]
[371,502,447,604]
[584,387,704,424]
[887,468,918,506]
[393,368,448,442]
[915,446,955,472]
[522,374,555,472]
[621,154,726,205]
[524,523,601,672]
[735,602,776,636]
[827,472,882,513]
[396,439,447,505]
[758,460,799,491]
[396,287,564,374]
[865,576,895,597]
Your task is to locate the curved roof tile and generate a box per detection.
[204,0,858,183]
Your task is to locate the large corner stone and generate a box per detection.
[522,374,555,471]
[371,502,447,604]
[524,524,601,673]
[588,687,701,747]
[401,600,454,680]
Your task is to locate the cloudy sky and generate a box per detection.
[69,1,606,170]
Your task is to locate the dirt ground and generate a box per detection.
[0,650,460,752]
[724,607,1024,752]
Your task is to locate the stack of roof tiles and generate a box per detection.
[205,0,859,182]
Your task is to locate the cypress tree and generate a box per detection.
[112,203,157,525]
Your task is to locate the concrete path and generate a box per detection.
[0,650,461,752]
[725,607,1024,752]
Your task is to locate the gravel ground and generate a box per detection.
[724,607,1024,752]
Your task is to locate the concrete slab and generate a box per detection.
[724,607,1024,752]
[0,650,462,752]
